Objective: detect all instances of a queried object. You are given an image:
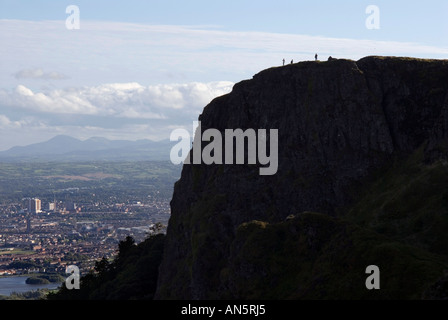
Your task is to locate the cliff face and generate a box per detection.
[156,56,448,299]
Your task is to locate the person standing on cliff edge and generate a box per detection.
[283,58,285,66]
[315,53,318,61]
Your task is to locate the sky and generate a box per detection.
[0,0,448,151]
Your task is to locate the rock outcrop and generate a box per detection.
[155,56,448,299]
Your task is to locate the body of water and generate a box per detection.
[0,276,61,296]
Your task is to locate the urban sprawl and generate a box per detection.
[0,196,170,276]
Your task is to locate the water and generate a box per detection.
[0,276,61,296]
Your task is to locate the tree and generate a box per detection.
[48,234,165,300]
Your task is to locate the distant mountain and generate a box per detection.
[0,135,174,162]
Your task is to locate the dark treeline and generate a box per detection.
[47,234,165,300]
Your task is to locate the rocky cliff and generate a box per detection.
[156,56,448,299]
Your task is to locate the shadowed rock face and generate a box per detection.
[155,56,448,299]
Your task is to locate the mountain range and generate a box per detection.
[0,135,173,162]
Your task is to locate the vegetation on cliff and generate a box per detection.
[48,234,165,300]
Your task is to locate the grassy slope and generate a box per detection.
[224,147,448,299]
[346,147,448,255]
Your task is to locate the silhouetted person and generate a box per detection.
[315,53,318,61]
[291,59,293,64]
[283,58,285,66]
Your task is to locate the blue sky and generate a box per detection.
[2,0,447,45]
[1,0,448,150]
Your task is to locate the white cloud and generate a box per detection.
[0,85,98,115]
[0,81,234,150]
[0,114,35,130]
[14,68,69,80]
[2,19,448,89]
[0,81,234,119]
[0,115,12,126]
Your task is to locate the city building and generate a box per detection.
[64,201,77,213]
[29,198,42,214]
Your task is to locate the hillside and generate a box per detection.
[0,135,173,162]
[155,56,448,299]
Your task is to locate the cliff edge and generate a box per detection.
[156,56,448,299]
